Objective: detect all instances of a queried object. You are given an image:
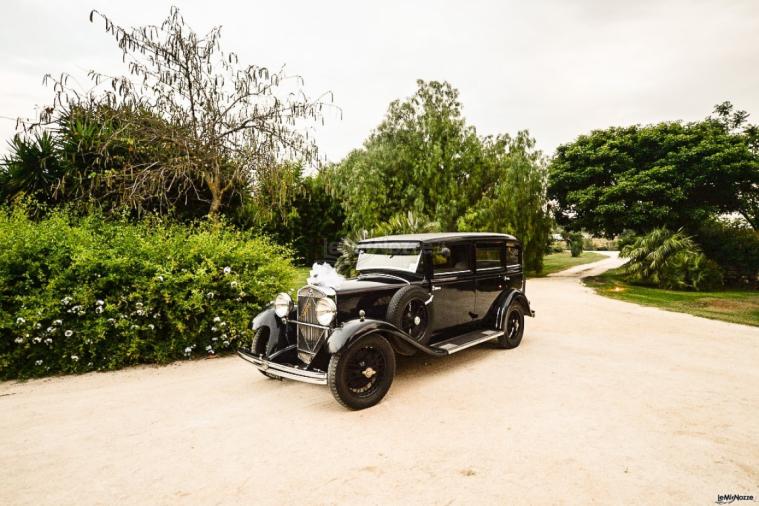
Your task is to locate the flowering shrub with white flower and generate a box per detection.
[0,208,297,379]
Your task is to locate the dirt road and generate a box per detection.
[2,253,757,505]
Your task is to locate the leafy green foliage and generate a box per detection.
[235,163,345,264]
[567,232,584,257]
[696,219,759,287]
[620,228,722,291]
[330,80,552,272]
[0,207,296,379]
[548,103,759,236]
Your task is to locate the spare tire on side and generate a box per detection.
[386,285,434,346]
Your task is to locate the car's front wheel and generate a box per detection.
[496,303,525,349]
[328,334,396,410]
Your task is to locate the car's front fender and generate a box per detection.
[251,304,291,356]
[327,319,446,356]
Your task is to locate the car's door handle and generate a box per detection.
[432,286,442,291]
[503,276,511,281]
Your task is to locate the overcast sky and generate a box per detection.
[1,0,758,161]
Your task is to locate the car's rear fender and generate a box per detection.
[493,289,534,329]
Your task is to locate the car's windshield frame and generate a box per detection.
[356,241,423,275]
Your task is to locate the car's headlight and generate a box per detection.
[315,297,337,326]
[273,292,292,318]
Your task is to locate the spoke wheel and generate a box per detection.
[497,304,525,349]
[328,334,396,410]
[399,300,429,340]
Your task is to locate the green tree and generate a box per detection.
[330,80,491,231]
[548,104,759,236]
[330,80,552,271]
[14,7,329,219]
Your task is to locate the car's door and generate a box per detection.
[474,241,507,320]
[505,242,524,290]
[429,242,476,332]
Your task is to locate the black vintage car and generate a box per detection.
[238,232,534,409]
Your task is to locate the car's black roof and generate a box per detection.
[358,232,518,245]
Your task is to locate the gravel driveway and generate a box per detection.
[2,253,757,505]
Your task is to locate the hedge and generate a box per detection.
[0,208,296,379]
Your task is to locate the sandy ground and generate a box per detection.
[1,252,758,505]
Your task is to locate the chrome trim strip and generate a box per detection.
[358,272,411,284]
[268,344,296,361]
[295,320,331,330]
[237,350,327,385]
[434,331,504,355]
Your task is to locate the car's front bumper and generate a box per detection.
[237,348,327,385]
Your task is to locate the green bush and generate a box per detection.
[0,208,296,379]
[696,220,759,287]
[568,232,584,257]
[620,228,723,291]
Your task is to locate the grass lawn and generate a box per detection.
[584,268,759,327]
[529,251,608,277]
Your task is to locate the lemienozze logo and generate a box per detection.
[716,494,755,505]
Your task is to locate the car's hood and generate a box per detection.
[333,276,407,295]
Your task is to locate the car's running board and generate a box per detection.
[431,329,503,355]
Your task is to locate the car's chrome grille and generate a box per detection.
[297,286,330,364]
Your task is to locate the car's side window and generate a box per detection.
[476,242,505,271]
[506,245,521,269]
[432,243,471,276]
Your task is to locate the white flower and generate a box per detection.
[220,322,227,328]
[46,327,54,334]
[95,307,103,314]
[64,330,73,337]
[205,345,213,351]
[230,281,238,288]
[148,324,155,330]
[222,341,229,347]
[35,360,43,366]
[107,318,115,324]
[153,312,160,319]
[135,309,145,316]
[71,305,82,312]
[135,302,144,309]
[184,346,192,354]
[14,337,24,344]
[44,338,53,345]
[85,339,92,345]
[16,317,26,325]
[33,337,42,344]
[34,323,42,329]
[61,296,72,305]
[206,292,215,299]
[53,319,62,326]
[96,300,104,306]
[70,355,79,362]
[212,337,218,341]
[223,266,231,275]
[220,333,228,340]
[157,275,164,282]
[130,325,138,330]
[213,316,221,323]
[77,311,85,316]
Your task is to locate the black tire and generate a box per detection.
[497,303,525,349]
[251,327,278,379]
[328,333,396,410]
[386,285,433,345]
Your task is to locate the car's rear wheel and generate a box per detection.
[497,303,524,349]
[386,285,433,345]
[251,327,278,379]
[328,334,396,410]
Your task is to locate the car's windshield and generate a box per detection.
[356,242,421,274]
